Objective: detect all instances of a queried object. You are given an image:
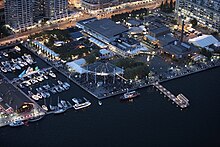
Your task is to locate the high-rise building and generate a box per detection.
[68,0,81,8]
[4,0,69,31]
[33,0,45,22]
[175,0,220,32]
[45,0,68,20]
[5,0,33,31]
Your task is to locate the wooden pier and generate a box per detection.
[153,82,189,109]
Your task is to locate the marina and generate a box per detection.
[0,42,219,127]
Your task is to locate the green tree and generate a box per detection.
[170,0,173,10]
[190,18,198,27]
[160,1,164,10]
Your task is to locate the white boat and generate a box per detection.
[11,66,16,71]
[98,101,102,106]
[14,46,21,51]
[1,67,7,73]
[36,93,43,99]
[63,82,70,87]
[43,84,50,90]
[15,64,21,70]
[45,92,50,98]
[62,84,69,90]
[120,90,140,100]
[9,120,24,127]
[61,100,68,108]
[3,52,8,57]
[40,92,47,99]
[58,85,64,91]
[49,105,56,111]
[48,71,56,78]
[72,97,91,110]
[43,75,48,80]
[23,62,28,66]
[19,83,24,88]
[58,80,63,85]
[32,95,39,101]
[42,105,48,111]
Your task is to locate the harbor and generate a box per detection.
[0,42,219,127]
[0,44,93,127]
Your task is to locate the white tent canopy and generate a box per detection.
[188,35,219,48]
[66,58,87,74]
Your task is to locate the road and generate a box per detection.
[0,2,160,46]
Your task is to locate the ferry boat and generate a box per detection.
[120,90,140,100]
[72,97,91,110]
[9,120,24,127]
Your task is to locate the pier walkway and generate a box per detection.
[152,82,189,109]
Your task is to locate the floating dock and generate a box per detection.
[153,82,189,109]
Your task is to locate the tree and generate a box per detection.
[190,18,198,27]
[160,1,164,10]
[170,0,173,10]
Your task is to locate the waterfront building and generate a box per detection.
[175,0,220,32]
[5,0,33,32]
[77,17,148,56]
[77,18,128,43]
[162,41,199,59]
[188,35,219,49]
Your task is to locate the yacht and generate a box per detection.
[36,93,43,99]
[63,82,70,87]
[61,100,68,108]
[32,95,39,101]
[43,84,50,90]
[120,90,140,100]
[43,75,48,80]
[72,97,91,110]
[3,52,8,57]
[45,92,50,98]
[1,67,7,73]
[9,120,24,127]
[48,71,56,78]
[57,80,63,85]
[62,84,69,90]
[40,92,47,99]
[42,105,48,111]
[14,46,21,52]
[14,64,21,70]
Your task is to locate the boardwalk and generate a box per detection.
[153,82,189,109]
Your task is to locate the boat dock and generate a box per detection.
[152,82,189,109]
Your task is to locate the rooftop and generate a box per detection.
[188,35,219,48]
[79,18,128,39]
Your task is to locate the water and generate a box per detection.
[1,67,220,147]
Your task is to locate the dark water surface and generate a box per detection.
[1,67,220,147]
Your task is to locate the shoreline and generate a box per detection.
[24,43,220,100]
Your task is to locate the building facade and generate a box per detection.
[175,0,220,32]
[4,0,69,31]
[45,0,68,20]
[5,0,33,31]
